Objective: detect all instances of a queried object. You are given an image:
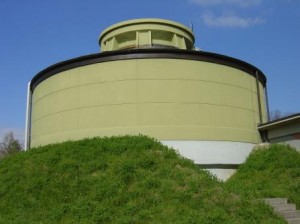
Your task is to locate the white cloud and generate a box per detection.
[190,0,261,7]
[203,12,264,28]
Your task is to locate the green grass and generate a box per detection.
[0,136,287,223]
[226,144,300,207]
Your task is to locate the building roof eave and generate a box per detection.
[258,113,300,131]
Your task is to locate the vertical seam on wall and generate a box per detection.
[265,85,270,121]
[136,60,139,126]
[249,76,256,132]
[255,70,263,124]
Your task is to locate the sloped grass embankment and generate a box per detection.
[226,144,300,208]
[0,136,287,223]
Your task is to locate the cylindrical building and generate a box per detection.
[27,19,268,179]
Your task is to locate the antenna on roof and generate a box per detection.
[190,21,194,32]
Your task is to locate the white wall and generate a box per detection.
[161,140,255,181]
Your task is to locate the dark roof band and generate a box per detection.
[30,48,267,92]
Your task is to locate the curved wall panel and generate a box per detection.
[31,56,267,147]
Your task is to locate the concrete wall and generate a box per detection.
[270,138,300,152]
[31,58,267,147]
[162,140,255,180]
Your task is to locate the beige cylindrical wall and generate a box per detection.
[30,57,267,147]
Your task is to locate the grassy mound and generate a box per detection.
[0,136,285,223]
[226,144,300,207]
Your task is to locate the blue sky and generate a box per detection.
[0,0,299,141]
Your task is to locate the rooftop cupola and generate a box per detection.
[99,18,195,51]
